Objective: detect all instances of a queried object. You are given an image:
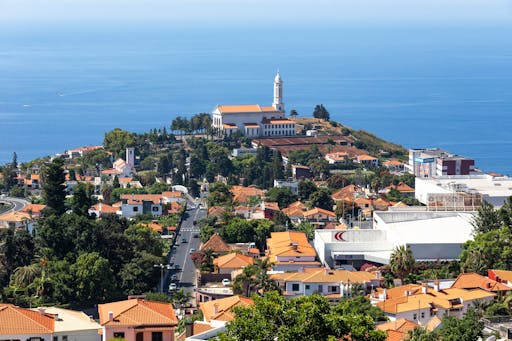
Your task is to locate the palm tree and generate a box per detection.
[253,258,280,293]
[233,258,280,297]
[11,264,41,288]
[289,109,298,118]
[170,288,193,309]
[233,264,257,297]
[389,245,415,281]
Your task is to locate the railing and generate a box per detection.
[482,316,512,324]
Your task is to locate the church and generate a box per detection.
[211,72,296,137]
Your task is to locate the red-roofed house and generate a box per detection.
[451,272,512,294]
[211,72,295,138]
[303,207,337,225]
[0,304,101,341]
[89,203,119,217]
[383,160,406,173]
[213,253,254,275]
[98,299,177,341]
[356,154,379,167]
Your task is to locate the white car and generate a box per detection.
[189,248,196,254]
[222,278,231,286]
[168,283,177,291]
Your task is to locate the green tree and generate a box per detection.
[119,251,162,295]
[289,109,298,117]
[437,309,483,341]
[295,221,315,240]
[310,188,335,211]
[71,252,116,304]
[389,245,415,281]
[265,187,297,209]
[42,158,67,215]
[207,182,233,206]
[472,200,502,234]
[313,104,330,120]
[71,182,94,216]
[103,128,135,158]
[460,225,512,274]
[220,291,385,341]
[298,180,317,201]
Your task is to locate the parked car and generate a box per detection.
[189,248,196,254]
[171,274,178,282]
[181,237,187,243]
[193,233,199,238]
[168,283,177,291]
[222,278,231,286]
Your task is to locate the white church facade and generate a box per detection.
[212,72,296,137]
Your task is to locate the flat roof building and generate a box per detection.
[415,173,512,208]
[314,210,474,269]
[407,148,476,178]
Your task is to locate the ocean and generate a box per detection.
[1,23,511,174]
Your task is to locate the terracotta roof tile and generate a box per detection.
[201,233,231,253]
[0,304,54,334]
[200,295,253,322]
[213,253,254,269]
[98,299,177,326]
[303,207,335,217]
[451,272,512,292]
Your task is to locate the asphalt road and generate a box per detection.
[0,196,29,214]
[165,201,206,299]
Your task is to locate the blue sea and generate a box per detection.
[1,23,511,174]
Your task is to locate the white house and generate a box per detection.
[0,304,101,341]
[373,284,495,325]
[211,72,296,137]
[120,194,163,218]
[271,268,380,298]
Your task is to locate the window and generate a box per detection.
[292,283,300,291]
[328,286,339,293]
[53,337,58,341]
[318,285,323,292]
[421,312,425,319]
[113,333,125,339]
[152,332,163,341]
[62,337,67,341]
[136,333,143,341]
[413,313,417,320]
[133,206,138,212]
[305,285,310,290]
[152,206,159,212]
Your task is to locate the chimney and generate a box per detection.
[290,242,298,250]
[54,313,59,321]
[486,282,491,289]
[38,307,46,315]
[108,311,114,322]
[185,321,194,337]
[433,280,440,292]
[404,290,410,296]
[421,283,428,294]
[213,303,219,314]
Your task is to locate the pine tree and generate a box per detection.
[42,158,67,215]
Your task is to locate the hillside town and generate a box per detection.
[2,73,512,340]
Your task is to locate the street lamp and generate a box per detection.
[154,263,172,293]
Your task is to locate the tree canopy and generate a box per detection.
[220,292,386,341]
[313,104,330,120]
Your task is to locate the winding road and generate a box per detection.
[0,196,30,215]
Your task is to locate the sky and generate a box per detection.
[1,0,512,26]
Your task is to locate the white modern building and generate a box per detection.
[273,179,299,195]
[415,173,512,208]
[314,210,475,269]
[211,72,296,137]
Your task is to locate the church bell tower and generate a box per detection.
[272,71,284,112]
